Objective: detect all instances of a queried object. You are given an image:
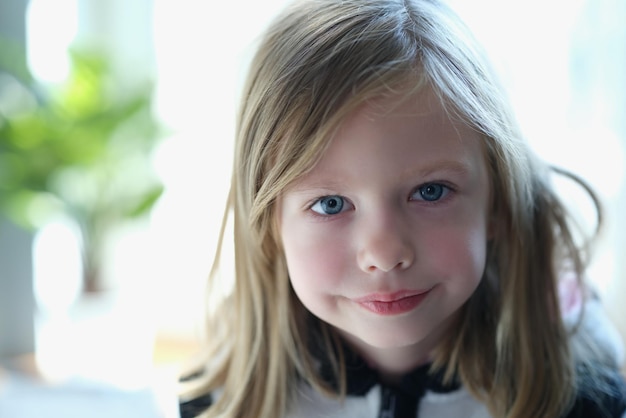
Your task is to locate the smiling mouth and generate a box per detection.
[355,289,432,316]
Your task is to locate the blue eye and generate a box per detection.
[413,183,448,202]
[311,195,345,215]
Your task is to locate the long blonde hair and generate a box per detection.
[181,1,604,417]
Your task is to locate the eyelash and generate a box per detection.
[308,182,453,217]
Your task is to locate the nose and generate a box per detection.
[356,210,415,273]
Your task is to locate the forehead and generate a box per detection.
[343,87,456,141]
[309,87,486,176]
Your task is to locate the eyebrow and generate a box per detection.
[400,159,472,180]
[286,178,345,194]
[287,159,474,194]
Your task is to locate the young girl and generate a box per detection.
[179,0,626,416]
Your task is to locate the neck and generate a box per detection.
[365,346,431,385]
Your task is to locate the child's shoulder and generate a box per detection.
[566,365,626,418]
[179,393,213,418]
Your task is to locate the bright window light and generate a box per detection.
[26,0,78,84]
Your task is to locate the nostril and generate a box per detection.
[367,260,407,273]
[357,231,414,273]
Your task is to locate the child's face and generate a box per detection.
[278,88,491,368]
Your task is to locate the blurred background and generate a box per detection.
[0,0,625,416]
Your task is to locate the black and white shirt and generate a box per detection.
[180,346,626,418]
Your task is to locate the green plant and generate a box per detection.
[0,43,163,292]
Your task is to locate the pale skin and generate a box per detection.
[278,88,492,383]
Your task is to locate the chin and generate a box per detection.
[341,325,434,351]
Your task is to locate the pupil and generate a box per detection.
[322,196,343,214]
[422,184,442,201]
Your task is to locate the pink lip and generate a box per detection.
[355,288,432,316]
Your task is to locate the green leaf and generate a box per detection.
[124,185,164,219]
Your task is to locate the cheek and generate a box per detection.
[423,222,488,284]
[281,223,350,295]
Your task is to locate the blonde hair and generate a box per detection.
[181,0,604,417]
